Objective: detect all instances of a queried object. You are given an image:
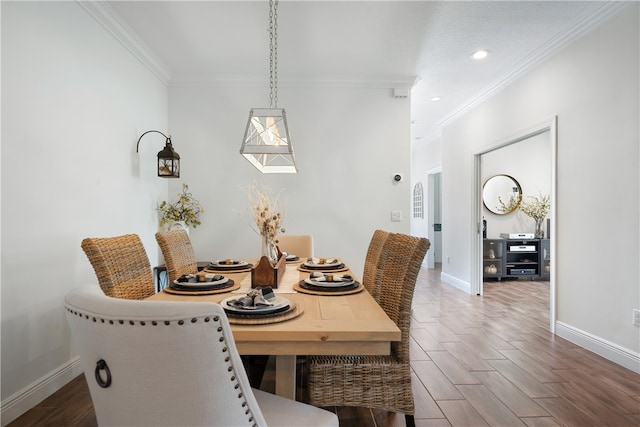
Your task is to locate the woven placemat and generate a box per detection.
[297,264,349,273]
[293,282,364,296]
[163,280,240,296]
[225,300,303,325]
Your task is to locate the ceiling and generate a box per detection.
[108,1,608,145]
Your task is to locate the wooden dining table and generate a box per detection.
[147,258,401,400]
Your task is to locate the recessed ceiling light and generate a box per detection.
[471,50,489,60]
[431,96,441,102]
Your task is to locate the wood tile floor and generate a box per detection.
[8,265,640,426]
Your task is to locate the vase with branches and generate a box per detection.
[158,183,204,230]
[247,182,285,266]
[519,193,550,238]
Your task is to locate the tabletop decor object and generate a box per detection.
[519,192,550,238]
[158,183,204,231]
[247,182,285,267]
[251,247,287,289]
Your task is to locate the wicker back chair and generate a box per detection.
[308,233,430,427]
[361,229,395,301]
[81,234,155,300]
[155,229,198,283]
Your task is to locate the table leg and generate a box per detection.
[274,355,296,400]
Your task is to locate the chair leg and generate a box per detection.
[405,414,415,427]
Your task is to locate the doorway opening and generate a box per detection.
[426,169,442,269]
[472,117,557,332]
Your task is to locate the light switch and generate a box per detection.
[391,210,402,222]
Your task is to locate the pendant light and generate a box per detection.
[240,0,297,174]
[136,130,181,178]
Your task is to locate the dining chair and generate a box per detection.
[276,234,314,258]
[307,233,430,427]
[65,285,338,427]
[361,229,395,301]
[81,234,155,300]
[155,229,198,283]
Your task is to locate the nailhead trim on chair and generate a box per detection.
[65,308,259,427]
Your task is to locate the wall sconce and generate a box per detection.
[136,130,180,178]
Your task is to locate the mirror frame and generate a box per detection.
[482,174,522,215]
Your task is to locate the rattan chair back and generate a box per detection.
[155,229,198,282]
[81,234,155,300]
[378,233,430,363]
[361,229,394,301]
[308,233,430,424]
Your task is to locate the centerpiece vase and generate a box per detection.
[261,235,279,267]
[534,218,545,239]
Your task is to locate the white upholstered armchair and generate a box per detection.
[65,285,338,426]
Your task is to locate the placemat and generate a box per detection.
[163,280,240,296]
[293,282,364,296]
[225,300,303,325]
[297,264,349,273]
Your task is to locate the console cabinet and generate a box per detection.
[482,239,505,280]
[483,238,549,281]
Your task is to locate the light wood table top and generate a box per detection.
[148,260,400,399]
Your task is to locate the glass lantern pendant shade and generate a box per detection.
[240,0,297,174]
[241,108,296,173]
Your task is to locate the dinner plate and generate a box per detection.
[286,254,299,262]
[221,295,290,316]
[304,277,355,288]
[171,276,228,288]
[209,259,249,268]
[302,258,341,268]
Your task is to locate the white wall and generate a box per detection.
[1,2,169,422]
[420,5,639,367]
[168,84,412,279]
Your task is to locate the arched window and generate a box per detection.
[413,182,424,219]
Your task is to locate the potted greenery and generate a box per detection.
[158,183,204,231]
[519,193,550,238]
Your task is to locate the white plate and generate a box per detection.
[221,295,290,314]
[173,276,228,288]
[302,258,341,268]
[210,260,249,268]
[304,278,355,288]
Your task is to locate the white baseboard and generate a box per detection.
[440,272,471,294]
[1,357,82,426]
[555,322,640,374]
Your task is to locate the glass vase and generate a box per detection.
[261,235,279,267]
[534,218,545,239]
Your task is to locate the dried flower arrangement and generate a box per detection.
[247,182,285,265]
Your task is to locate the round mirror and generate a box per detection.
[483,174,522,215]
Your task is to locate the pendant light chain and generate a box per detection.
[269,0,279,108]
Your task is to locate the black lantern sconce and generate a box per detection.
[136,130,180,178]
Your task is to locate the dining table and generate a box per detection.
[147,257,401,400]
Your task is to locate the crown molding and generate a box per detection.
[436,1,631,130]
[169,74,418,89]
[76,1,171,85]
